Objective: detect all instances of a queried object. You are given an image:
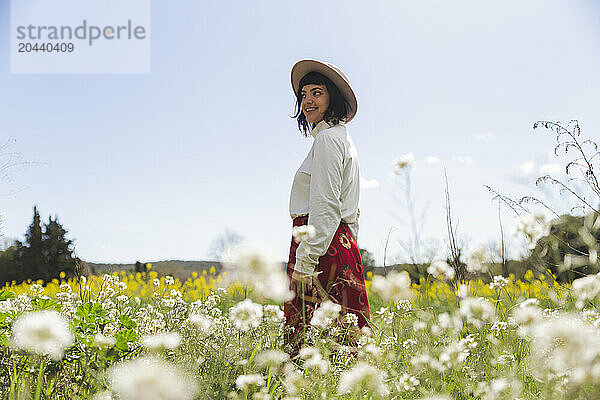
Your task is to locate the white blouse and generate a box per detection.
[289,120,361,274]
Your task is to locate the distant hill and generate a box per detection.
[85,260,223,280]
[85,259,288,281]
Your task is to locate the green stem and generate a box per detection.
[35,357,45,400]
[9,357,16,400]
[301,283,306,342]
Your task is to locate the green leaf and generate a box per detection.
[118,315,137,329]
[117,329,138,343]
[76,302,105,321]
[0,290,15,302]
[114,329,138,353]
[33,297,60,310]
[74,303,107,334]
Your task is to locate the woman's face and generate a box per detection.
[300,84,329,124]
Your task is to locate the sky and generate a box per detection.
[0,0,599,265]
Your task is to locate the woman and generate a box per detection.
[284,59,371,354]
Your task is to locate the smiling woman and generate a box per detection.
[301,83,330,125]
[291,63,356,137]
[285,59,370,355]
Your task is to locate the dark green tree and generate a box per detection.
[527,212,600,282]
[43,214,76,280]
[8,206,77,283]
[14,206,45,280]
[0,245,18,283]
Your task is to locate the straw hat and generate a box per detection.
[291,59,358,123]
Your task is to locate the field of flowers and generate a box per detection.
[2,258,600,400]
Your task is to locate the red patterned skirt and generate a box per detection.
[284,215,371,353]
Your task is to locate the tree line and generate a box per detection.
[0,206,597,286]
[0,206,80,285]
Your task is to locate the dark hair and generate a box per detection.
[292,71,350,137]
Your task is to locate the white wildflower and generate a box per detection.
[512,304,543,337]
[342,312,359,326]
[255,350,290,370]
[396,299,412,312]
[459,297,496,328]
[439,341,470,370]
[572,272,600,309]
[460,334,478,350]
[59,283,72,292]
[490,321,508,336]
[263,304,285,324]
[310,301,341,329]
[581,308,600,328]
[188,314,214,336]
[432,312,463,335]
[513,213,550,249]
[92,391,113,400]
[543,308,560,319]
[163,276,174,285]
[530,313,600,385]
[496,352,515,365]
[299,347,329,374]
[489,275,508,290]
[229,299,263,332]
[411,354,442,373]
[116,295,129,304]
[337,362,389,397]
[161,298,175,308]
[102,274,119,286]
[359,343,383,360]
[375,307,394,325]
[402,338,417,350]
[29,283,44,296]
[396,373,419,391]
[519,298,539,308]
[370,271,412,302]
[457,284,469,298]
[235,374,265,391]
[94,333,116,348]
[141,332,181,352]
[465,246,490,274]
[392,153,416,173]
[252,388,271,400]
[103,322,119,337]
[476,377,522,400]
[223,243,293,302]
[11,310,74,360]
[283,369,305,395]
[257,272,294,302]
[413,320,427,331]
[427,260,455,280]
[108,355,197,400]
[223,243,276,281]
[292,225,316,243]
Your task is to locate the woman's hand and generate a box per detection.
[290,269,313,296]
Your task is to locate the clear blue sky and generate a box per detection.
[1,0,599,264]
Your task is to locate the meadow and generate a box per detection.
[1,120,598,399]
[1,261,600,400]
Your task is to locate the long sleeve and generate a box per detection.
[348,209,359,243]
[294,132,344,274]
